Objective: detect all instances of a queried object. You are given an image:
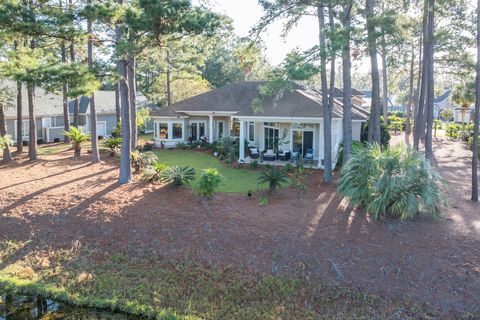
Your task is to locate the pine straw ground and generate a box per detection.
[0,137,479,319]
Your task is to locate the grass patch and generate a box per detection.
[153,149,272,193]
[0,242,440,320]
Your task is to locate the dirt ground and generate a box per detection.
[1,137,479,318]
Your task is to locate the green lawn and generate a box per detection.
[153,149,267,193]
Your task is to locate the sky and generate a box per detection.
[206,0,319,65]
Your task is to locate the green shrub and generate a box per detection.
[176,142,188,150]
[257,196,268,206]
[361,123,391,147]
[142,162,168,183]
[197,168,224,196]
[337,141,366,167]
[131,151,158,173]
[282,162,294,173]
[160,166,196,186]
[446,123,461,140]
[250,160,259,169]
[468,136,480,156]
[292,166,310,191]
[258,166,288,192]
[337,144,446,221]
[104,136,122,156]
[142,142,154,151]
[0,134,13,150]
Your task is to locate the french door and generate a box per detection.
[292,130,314,156]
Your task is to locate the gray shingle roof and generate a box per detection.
[151,82,369,121]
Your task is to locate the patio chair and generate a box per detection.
[304,149,314,164]
[291,151,299,163]
[250,147,259,159]
[262,149,276,161]
[278,149,291,161]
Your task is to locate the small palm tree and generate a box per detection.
[160,166,196,186]
[142,162,168,183]
[0,134,13,150]
[258,166,288,192]
[63,127,90,157]
[131,151,158,173]
[104,137,122,156]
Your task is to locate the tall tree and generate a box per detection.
[69,0,79,128]
[87,0,99,163]
[472,0,480,202]
[424,0,435,161]
[0,83,14,163]
[327,6,337,177]
[317,5,332,182]
[14,41,23,153]
[365,0,381,143]
[342,1,353,162]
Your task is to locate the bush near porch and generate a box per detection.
[152,149,274,193]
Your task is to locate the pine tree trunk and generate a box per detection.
[317,5,332,182]
[414,0,429,150]
[342,2,353,162]
[328,7,336,172]
[424,0,435,161]
[366,0,381,143]
[166,48,172,106]
[0,102,12,163]
[61,40,70,143]
[116,0,131,184]
[406,42,415,135]
[413,35,423,122]
[27,82,37,161]
[471,0,479,202]
[16,80,23,153]
[381,37,389,126]
[69,0,79,128]
[128,53,137,150]
[115,82,120,124]
[88,0,100,163]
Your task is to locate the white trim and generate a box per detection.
[176,110,238,116]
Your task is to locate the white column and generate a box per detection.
[239,120,245,162]
[209,114,214,143]
[318,122,323,168]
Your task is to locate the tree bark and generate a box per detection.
[16,80,23,153]
[128,52,137,150]
[88,0,100,163]
[116,0,131,184]
[381,35,388,126]
[328,7,336,170]
[317,5,332,182]
[115,82,121,124]
[0,102,12,163]
[69,0,79,127]
[471,0,479,201]
[424,0,435,161]
[342,2,353,162]
[366,0,381,143]
[28,39,37,161]
[166,48,172,107]
[406,42,415,135]
[61,40,70,142]
[414,0,429,150]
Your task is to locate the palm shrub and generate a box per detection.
[142,162,168,183]
[63,127,90,157]
[197,168,224,196]
[104,137,122,156]
[337,144,446,221]
[0,134,13,150]
[258,166,288,192]
[131,151,158,173]
[160,166,196,186]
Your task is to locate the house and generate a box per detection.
[3,79,154,143]
[332,87,365,109]
[434,90,453,120]
[150,81,369,168]
[360,90,401,112]
[453,106,474,124]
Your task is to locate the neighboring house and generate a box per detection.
[360,90,400,112]
[453,106,474,124]
[434,90,453,119]
[332,87,365,109]
[3,79,155,143]
[150,81,369,168]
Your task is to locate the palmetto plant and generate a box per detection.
[337,144,446,221]
[0,134,13,150]
[142,162,168,183]
[104,137,122,156]
[63,127,90,157]
[131,151,158,173]
[160,166,196,186]
[258,166,288,192]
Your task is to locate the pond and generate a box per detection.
[0,292,140,319]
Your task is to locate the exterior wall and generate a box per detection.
[454,109,474,124]
[97,114,117,136]
[6,119,15,139]
[352,121,362,141]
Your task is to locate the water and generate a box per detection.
[0,292,140,319]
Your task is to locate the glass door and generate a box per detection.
[190,123,198,141]
[303,131,313,156]
[292,130,303,155]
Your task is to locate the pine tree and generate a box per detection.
[472,0,480,201]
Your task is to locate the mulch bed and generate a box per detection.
[1,137,479,317]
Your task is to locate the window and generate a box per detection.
[248,122,255,142]
[199,122,205,137]
[217,122,224,139]
[50,116,64,127]
[159,123,168,139]
[264,127,279,150]
[172,122,183,139]
[22,120,30,137]
[79,115,87,126]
